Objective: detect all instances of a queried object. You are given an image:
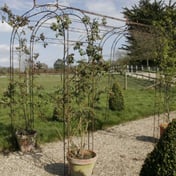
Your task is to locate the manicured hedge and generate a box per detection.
[109,82,124,111]
[140,120,176,176]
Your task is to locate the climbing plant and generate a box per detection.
[49,12,108,157]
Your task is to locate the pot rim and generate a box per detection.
[67,150,97,165]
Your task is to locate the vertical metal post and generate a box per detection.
[124,71,127,90]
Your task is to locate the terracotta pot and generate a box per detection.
[16,130,37,153]
[67,150,97,176]
[159,123,168,137]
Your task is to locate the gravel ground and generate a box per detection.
[0,116,160,176]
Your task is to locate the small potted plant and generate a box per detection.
[14,72,38,153]
[65,58,103,176]
[153,22,176,137]
[8,63,37,153]
[66,108,98,176]
[1,74,37,153]
[12,36,38,153]
[156,58,175,137]
[157,70,173,137]
[1,4,38,153]
[49,14,107,175]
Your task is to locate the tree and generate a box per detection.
[123,0,176,67]
[35,61,48,72]
[53,58,64,71]
[123,1,176,122]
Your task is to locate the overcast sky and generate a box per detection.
[0,0,171,68]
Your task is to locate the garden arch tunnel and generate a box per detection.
[0,1,157,175]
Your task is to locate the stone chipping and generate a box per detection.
[0,116,159,176]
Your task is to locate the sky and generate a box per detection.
[0,0,170,68]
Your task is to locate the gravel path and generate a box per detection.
[0,116,159,176]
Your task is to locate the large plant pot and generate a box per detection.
[16,130,37,153]
[67,150,97,176]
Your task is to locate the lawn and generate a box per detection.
[0,73,172,151]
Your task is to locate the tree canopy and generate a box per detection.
[123,0,176,68]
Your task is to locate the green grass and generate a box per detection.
[94,75,156,128]
[0,76,9,94]
[0,73,175,151]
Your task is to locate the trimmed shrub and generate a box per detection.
[109,82,124,111]
[140,120,176,176]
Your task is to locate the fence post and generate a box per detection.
[124,71,127,90]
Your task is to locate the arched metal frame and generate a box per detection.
[98,26,128,120]
[2,1,139,175]
[8,2,102,175]
[1,3,173,176]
